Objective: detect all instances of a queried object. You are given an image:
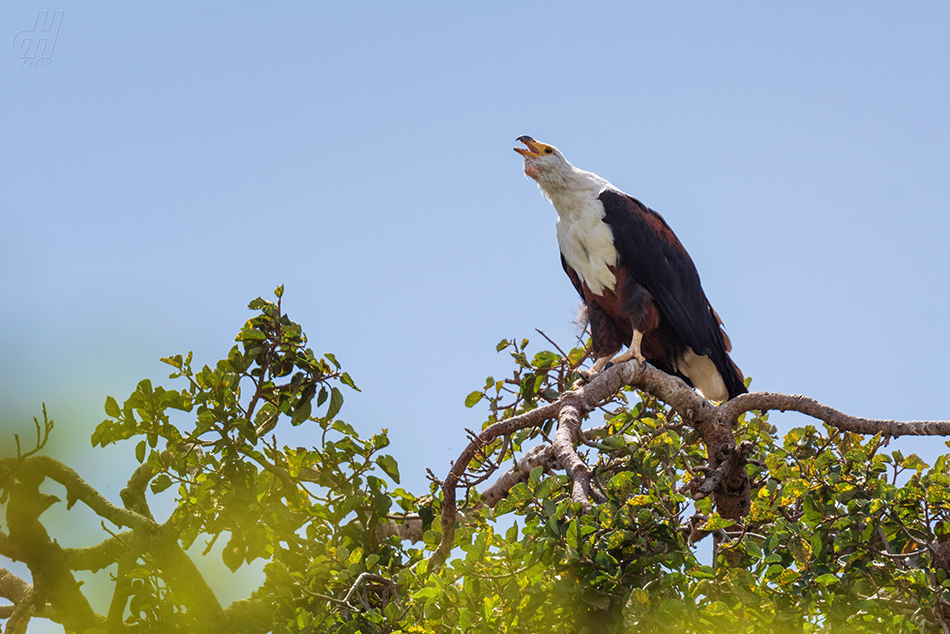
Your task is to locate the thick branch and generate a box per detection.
[0,569,31,607]
[0,570,58,633]
[376,515,425,543]
[0,532,21,563]
[120,461,158,520]
[63,531,132,572]
[551,394,606,507]
[9,456,154,530]
[5,473,100,633]
[220,596,275,634]
[152,520,224,624]
[480,443,562,509]
[721,392,950,436]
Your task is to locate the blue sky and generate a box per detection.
[3,2,950,626]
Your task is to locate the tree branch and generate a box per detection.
[151,519,224,625]
[0,570,31,606]
[479,443,562,509]
[433,354,950,570]
[63,531,132,572]
[431,400,566,568]
[120,461,158,521]
[0,570,59,633]
[0,532,21,563]
[5,471,100,633]
[720,392,950,436]
[10,456,154,531]
[551,394,606,507]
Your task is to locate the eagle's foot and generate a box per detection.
[572,360,616,389]
[572,368,594,389]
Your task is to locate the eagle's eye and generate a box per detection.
[544,147,553,154]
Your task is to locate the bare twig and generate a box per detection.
[534,328,570,361]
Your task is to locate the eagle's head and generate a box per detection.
[514,135,605,204]
[513,135,568,183]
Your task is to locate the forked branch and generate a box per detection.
[431,359,950,570]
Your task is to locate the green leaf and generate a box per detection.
[815,573,838,585]
[688,565,717,579]
[104,396,120,418]
[902,454,929,472]
[413,587,440,600]
[274,284,284,298]
[746,541,764,559]
[340,372,360,391]
[528,465,544,488]
[464,391,483,408]
[531,350,560,368]
[377,454,400,484]
[150,474,173,494]
[135,440,146,464]
[326,387,344,420]
[222,536,246,573]
[238,327,266,341]
[325,352,341,369]
[332,420,357,436]
[601,435,628,450]
[701,513,734,531]
[291,399,312,426]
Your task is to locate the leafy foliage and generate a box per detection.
[3,289,950,633]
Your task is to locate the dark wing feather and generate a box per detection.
[597,189,745,397]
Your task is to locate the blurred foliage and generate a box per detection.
[4,288,950,633]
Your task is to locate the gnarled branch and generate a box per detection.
[432,358,950,570]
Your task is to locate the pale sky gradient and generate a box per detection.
[3,3,950,629]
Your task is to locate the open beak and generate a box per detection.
[514,135,541,157]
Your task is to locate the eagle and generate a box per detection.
[514,135,746,401]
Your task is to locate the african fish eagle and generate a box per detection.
[514,135,746,401]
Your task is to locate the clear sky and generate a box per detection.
[3,2,950,627]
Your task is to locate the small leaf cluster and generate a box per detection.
[86,288,414,632]
[465,337,588,422]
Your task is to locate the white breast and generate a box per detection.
[554,192,618,296]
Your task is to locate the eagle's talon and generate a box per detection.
[572,368,597,389]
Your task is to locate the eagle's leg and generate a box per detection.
[610,330,647,368]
